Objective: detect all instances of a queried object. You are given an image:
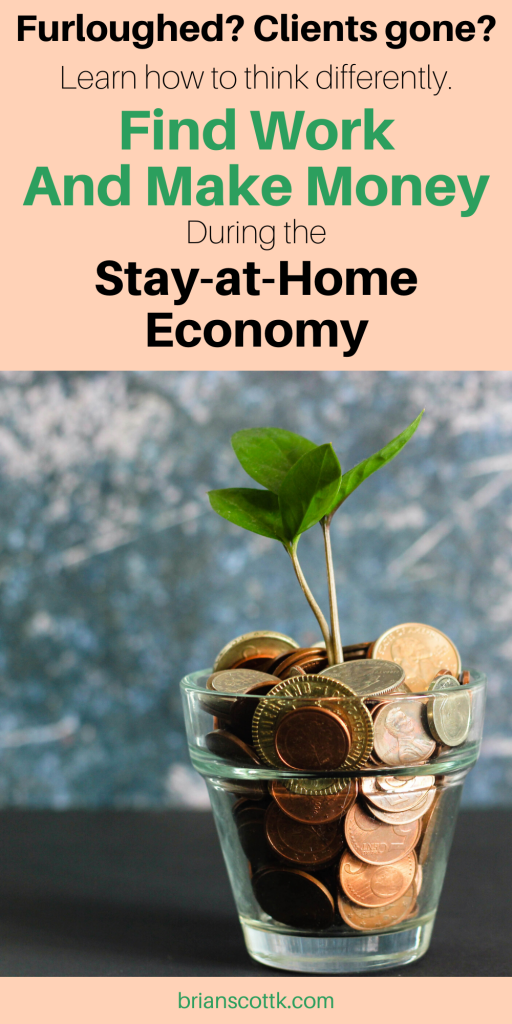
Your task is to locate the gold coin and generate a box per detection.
[251,675,374,771]
[213,631,299,672]
[371,623,461,693]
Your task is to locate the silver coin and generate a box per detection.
[361,775,435,812]
[365,788,436,824]
[427,678,471,746]
[207,669,279,694]
[373,700,436,766]
[320,659,405,697]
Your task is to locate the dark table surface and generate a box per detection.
[0,808,509,977]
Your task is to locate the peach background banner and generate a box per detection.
[1,2,509,366]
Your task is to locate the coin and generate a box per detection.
[320,659,405,697]
[372,623,461,693]
[228,681,279,744]
[204,729,261,765]
[270,779,357,824]
[417,789,443,865]
[274,706,351,770]
[252,866,335,929]
[344,802,420,864]
[252,675,374,771]
[265,802,344,868]
[427,678,471,746]
[274,647,329,680]
[414,862,423,897]
[366,788,436,824]
[361,775,435,812]
[342,642,375,662]
[207,669,279,693]
[373,700,436,766]
[339,849,416,907]
[459,670,470,686]
[213,631,299,672]
[338,884,416,931]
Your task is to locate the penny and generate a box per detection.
[427,678,471,747]
[344,802,420,864]
[459,670,470,685]
[274,706,351,770]
[417,789,443,865]
[270,779,357,824]
[320,659,405,697]
[213,631,299,672]
[366,788,436,824]
[252,675,373,771]
[342,642,375,662]
[228,681,278,744]
[372,623,461,693]
[204,729,261,765]
[229,655,276,672]
[338,883,416,931]
[373,700,436,766]
[265,802,344,868]
[280,655,329,679]
[362,775,435,812]
[274,647,329,680]
[414,862,423,897]
[339,849,416,907]
[252,866,335,929]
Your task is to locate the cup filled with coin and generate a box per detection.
[181,623,486,974]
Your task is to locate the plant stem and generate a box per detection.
[322,516,342,664]
[288,543,333,662]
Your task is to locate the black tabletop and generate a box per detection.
[0,808,509,976]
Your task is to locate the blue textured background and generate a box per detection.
[0,370,510,808]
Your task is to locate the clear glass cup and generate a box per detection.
[180,669,486,974]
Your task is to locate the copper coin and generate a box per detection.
[414,862,423,896]
[213,631,299,672]
[373,700,436,766]
[228,681,277,744]
[274,647,329,680]
[459,670,470,686]
[339,849,416,907]
[230,655,276,672]
[338,883,416,931]
[270,779,357,825]
[265,802,344,868]
[345,802,420,865]
[363,789,436,825]
[342,642,375,662]
[280,655,329,679]
[417,789,443,865]
[274,706,351,771]
[362,775,435,812]
[252,866,335,929]
[204,730,261,765]
[372,623,461,693]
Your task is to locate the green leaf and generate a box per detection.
[232,427,317,493]
[208,488,285,541]
[279,443,342,543]
[327,411,424,516]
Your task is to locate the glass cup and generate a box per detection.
[180,669,485,974]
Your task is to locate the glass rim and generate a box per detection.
[180,666,487,699]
